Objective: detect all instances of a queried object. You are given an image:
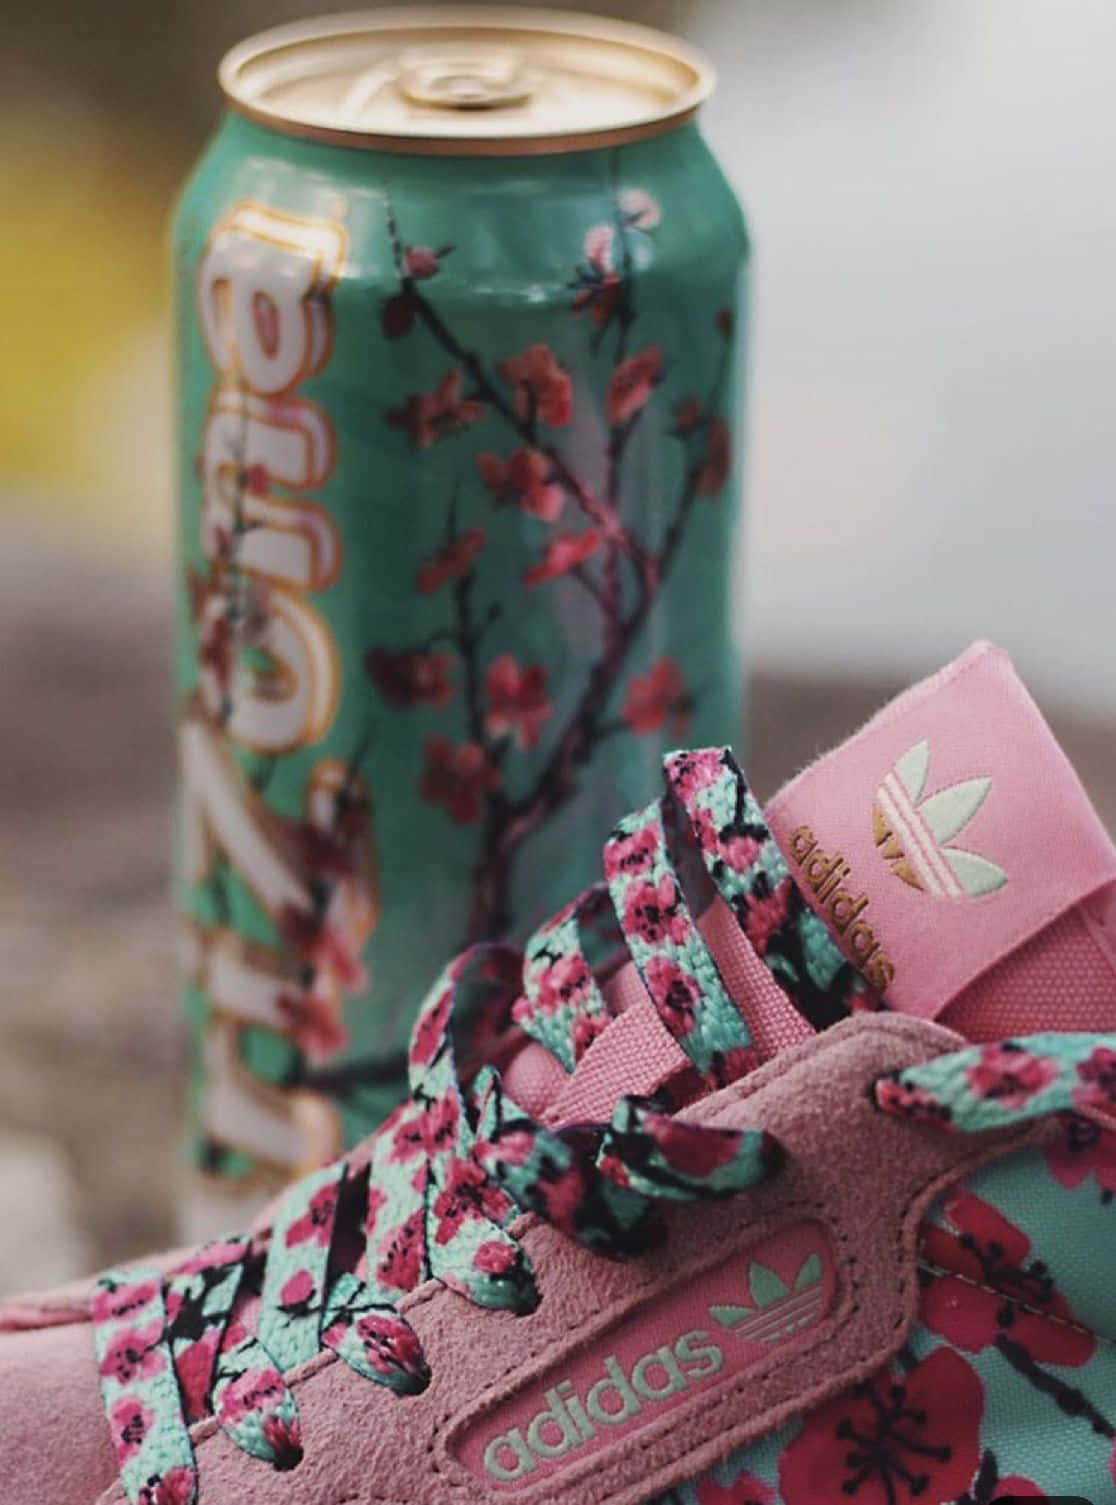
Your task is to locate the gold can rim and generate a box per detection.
[218,7,716,156]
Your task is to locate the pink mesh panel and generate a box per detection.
[942,901,1116,1041]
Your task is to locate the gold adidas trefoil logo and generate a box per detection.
[709,1254,825,1344]
[873,739,1008,899]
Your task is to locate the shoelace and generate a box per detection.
[92,748,870,1505]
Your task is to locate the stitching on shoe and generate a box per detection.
[916,1254,1111,1346]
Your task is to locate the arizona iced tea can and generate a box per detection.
[174,7,748,1231]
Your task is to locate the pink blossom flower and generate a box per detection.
[98,1323,165,1386]
[1045,1110,1116,1197]
[921,1191,1095,1366]
[174,1330,221,1423]
[743,877,794,958]
[606,345,662,424]
[642,955,701,1027]
[623,873,688,947]
[432,1157,509,1244]
[415,527,486,594]
[420,737,501,823]
[583,224,614,271]
[697,417,732,496]
[966,1042,1059,1108]
[410,984,453,1068]
[498,344,573,427]
[778,1348,982,1505]
[619,188,661,230]
[476,448,565,521]
[280,1269,316,1311]
[217,1367,286,1427]
[386,370,485,448]
[261,1413,303,1468]
[622,658,690,736]
[284,1182,338,1248]
[1075,1044,1116,1108]
[523,530,601,587]
[91,1280,158,1326]
[604,821,658,879]
[528,952,593,1017]
[277,906,368,992]
[404,245,440,279]
[140,1466,196,1505]
[696,1471,773,1504]
[277,987,349,1063]
[571,244,622,325]
[377,1209,425,1292]
[474,1241,518,1276]
[484,654,552,750]
[365,647,454,708]
[354,1310,426,1379]
[110,1395,154,1462]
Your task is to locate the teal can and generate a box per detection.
[173,8,749,1231]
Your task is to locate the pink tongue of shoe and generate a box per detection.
[506,641,1116,1128]
[766,640,1116,1040]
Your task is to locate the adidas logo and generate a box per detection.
[709,1252,825,1343]
[788,827,896,993]
[873,739,1007,899]
[477,1249,831,1484]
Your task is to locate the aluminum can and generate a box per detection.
[173,6,749,1232]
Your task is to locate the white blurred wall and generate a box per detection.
[683,0,1116,710]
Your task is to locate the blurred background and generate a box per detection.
[1,0,1114,1287]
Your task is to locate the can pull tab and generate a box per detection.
[398,46,534,110]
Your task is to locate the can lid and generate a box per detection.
[218,7,715,155]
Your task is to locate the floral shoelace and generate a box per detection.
[92,747,875,1505]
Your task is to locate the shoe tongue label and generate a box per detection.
[766,642,1116,1020]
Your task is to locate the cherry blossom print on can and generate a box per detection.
[173,11,748,1227]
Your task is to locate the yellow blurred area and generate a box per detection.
[0,110,178,553]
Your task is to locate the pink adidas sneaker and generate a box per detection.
[4,640,1116,1505]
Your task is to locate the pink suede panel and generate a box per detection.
[767,641,1116,1021]
[88,1016,1043,1505]
[0,1319,117,1504]
[455,1220,836,1488]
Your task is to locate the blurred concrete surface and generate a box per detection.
[1,521,1114,1293]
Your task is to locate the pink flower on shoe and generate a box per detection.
[604,821,658,879]
[696,1471,774,1505]
[966,1042,1059,1108]
[110,1395,154,1462]
[623,874,688,948]
[140,1467,195,1505]
[280,1269,316,1312]
[285,1182,338,1248]
[498,344,573,427]
[92,1279,159,1325]
[484,654,552,750]
[920,1191,1095,1365]
[642,955,701,1029]
[778,1348,983,1505]
[217,1366,286,1427]
[1075,1044,1116,1108]
[529,951,594,1016]
[1045,1110,1116,1197]
[98,1323,166,1385]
